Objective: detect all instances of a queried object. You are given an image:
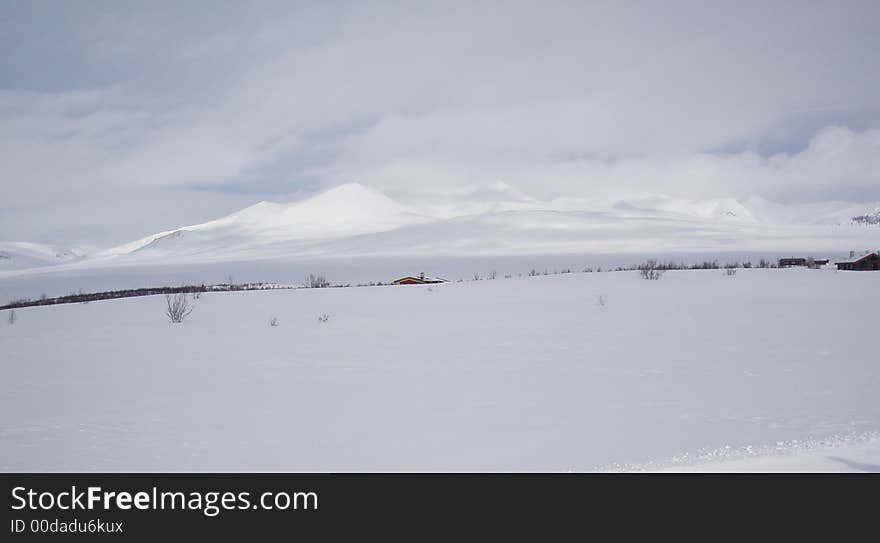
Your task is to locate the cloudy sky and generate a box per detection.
[2,1,879,246]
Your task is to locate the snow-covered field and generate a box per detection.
[2,267,879,471]
[652,434,880,472]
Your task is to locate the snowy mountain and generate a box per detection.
[609,194,758,223]
[88,184,773,263]
[0,242,82,270]
[742,197,880,226]
[3,183,880,272]
[98,183,432,260]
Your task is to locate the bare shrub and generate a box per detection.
[724,266,737,276]
[7,310,15,325]
[305,274,329,288]
[638,260,664,280]
[597,295,607,307]
[165,293,193,323]
[488,270,497,280]
[270,316,279,327]
[318,314,329,323]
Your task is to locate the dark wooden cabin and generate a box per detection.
[836,252,880,271]
[779,258,807,268]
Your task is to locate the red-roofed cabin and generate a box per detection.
[393,273,446,285]
[836,252,880,271]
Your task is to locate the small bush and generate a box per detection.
[318,314,329,323]
[638,260,664,280]
[165,293,193,323]
[724,267,737,276]
[597,295,607,307]
[269,316,279,327]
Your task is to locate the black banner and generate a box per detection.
[1,473,875,539]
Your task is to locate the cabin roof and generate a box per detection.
[393,275,446,283]
[835,252,878,264]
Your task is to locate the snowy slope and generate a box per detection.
[651,434,880,472]
[97,183,432,260]
[3,183,879,273]
[610,194,758,222]
[744,196,880,226]
[0,242,81,270]
[2,268,879,471]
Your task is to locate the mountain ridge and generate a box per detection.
[3,183,879,272]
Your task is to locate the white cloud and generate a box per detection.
[1,2,879,244]
[320,126,880,203]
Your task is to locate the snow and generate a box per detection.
[87,183,431,262]
[649,434,880,472]
[181,183,427,239]
[2,267,879,471]
[0,242,82,270]
[3,183,878,274]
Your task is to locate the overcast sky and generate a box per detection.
[1,1,879,246]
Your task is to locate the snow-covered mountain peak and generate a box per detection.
[203,183,400,228]
[10,182,880,271]
[99,183,430,258]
